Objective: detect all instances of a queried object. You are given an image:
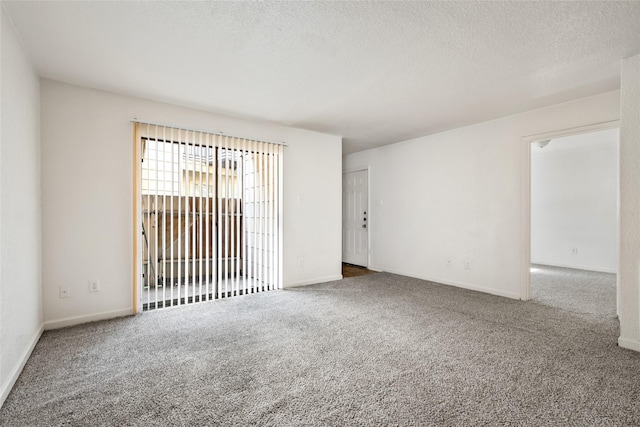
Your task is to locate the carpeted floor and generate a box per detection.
[530,264,617,319]
[2,272,639,426]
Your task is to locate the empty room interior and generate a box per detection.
[530,129,620,317]
[2,1,640,425]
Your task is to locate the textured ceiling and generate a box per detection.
[4,1,640,154]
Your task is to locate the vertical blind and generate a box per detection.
[134,122,284,311]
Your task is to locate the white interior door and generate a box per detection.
[343,170,368,267]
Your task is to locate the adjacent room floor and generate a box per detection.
[530,264,617,319]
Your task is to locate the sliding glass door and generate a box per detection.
[134,123,283,312]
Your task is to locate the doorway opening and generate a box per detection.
[342,169,369,268]
[525,123,619,319]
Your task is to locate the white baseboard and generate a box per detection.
[371,267,521,300]
[531,261,617,274]
[0,324,44,409]
[44,308,134,330]
[285,275,343,288]
[618,336,640,353]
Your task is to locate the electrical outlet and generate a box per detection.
[89,280,101,293]
[572,248,578,255]
[464,260,471,270]
[59,286,70,298]
[445,257,452,267]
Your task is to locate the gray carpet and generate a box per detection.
[2,272,640,426]
[530,264,617,319]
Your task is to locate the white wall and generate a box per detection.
[40,79,342,328]
[531,134,618,273]
[619,54,640,352]
[0,6,42,406]
[344,91,619,300]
